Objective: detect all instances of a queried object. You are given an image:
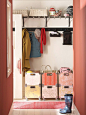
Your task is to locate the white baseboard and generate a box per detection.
[75,105,80,115]
[8,103,13,115]
[73,102,80,115]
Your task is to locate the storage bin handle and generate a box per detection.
[47,86,52,88]
[40,65,46,73]
[64,86,69,88]
[64,73,69,76]
[47,73,52,76]
[30,73,36,76]
[30,86,35,88]
[45,65,52,73]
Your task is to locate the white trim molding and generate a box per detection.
[8,103,13,115]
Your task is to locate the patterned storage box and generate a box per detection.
[42,72,57,85]
[42,85,58,99]
[25,85,41,99]
[59,86,73,98]
[59,72,73,86]
[25,72,40,85]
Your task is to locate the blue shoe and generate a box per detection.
[60,94,73,114]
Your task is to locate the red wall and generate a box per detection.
[0,0,13,115]
[73,0,86,114]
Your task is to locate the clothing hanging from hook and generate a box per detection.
[29,31,41,58]
[22,28,31,70]
[40,28,46,54]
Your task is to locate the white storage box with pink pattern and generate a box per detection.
[42,85,58,99]
[25,72,41,85]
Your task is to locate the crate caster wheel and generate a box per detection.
[39,97,41,101]
[43,98,45,101]
[26,98,28,101]
[55,96,58,100]
[56,98,58,101]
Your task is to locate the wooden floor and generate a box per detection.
[9,100,80,115]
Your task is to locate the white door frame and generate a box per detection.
[13,14,23,99]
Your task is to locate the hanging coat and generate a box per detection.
[29,32,41,58]
[22,29,31,71]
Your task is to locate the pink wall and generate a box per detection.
[0,0,13,115]
[73,0,86,114]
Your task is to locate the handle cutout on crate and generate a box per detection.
[30,86,35,88]
[64,86,69,88]
[30,73,35,76]
[47,86,52,88]
[64,73,69,76]
[47,73,52,76]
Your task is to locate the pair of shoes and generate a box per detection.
[60,94,73,114]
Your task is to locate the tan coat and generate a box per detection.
[22,29,31,71]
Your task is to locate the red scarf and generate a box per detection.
[40,28,46,53]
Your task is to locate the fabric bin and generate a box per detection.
[25,85,41,99]
[25,72,40,85]
[59,85,73,98]
[42,85,58,99]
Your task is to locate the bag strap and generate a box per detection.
[45,65,52,73]
[40,65,46,73]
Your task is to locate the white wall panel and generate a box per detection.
[13,14,22,99]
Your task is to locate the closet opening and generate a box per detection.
[12,0,74,114]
